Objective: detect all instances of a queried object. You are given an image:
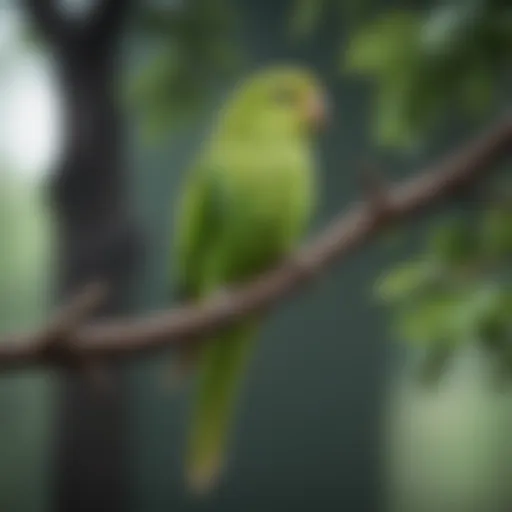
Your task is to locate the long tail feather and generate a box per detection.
[185,322,257,494]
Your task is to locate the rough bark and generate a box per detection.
[23,2,138,511]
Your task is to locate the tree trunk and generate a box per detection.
[51,39,140,512]
[23,2,139,510]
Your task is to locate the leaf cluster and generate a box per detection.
[376,196,511,349]
[344,1,512,147]
[127,0,239,141]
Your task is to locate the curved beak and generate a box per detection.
[304,90,328,131]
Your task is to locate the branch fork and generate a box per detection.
[38,282,108,367]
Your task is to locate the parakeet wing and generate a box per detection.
[176,147,314,492]
[174,163,227,301]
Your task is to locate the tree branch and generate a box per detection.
[37,282,108,365]
[0,115,510,372]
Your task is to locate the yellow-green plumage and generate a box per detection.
[173,65,325,492]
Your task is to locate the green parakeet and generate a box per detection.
[173,65,327,492]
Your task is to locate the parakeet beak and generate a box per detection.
[305,91,328,131]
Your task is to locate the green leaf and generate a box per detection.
[390,277,511,347]
[428,219,479,267]
[456,283,502,336]
[377,201,511,350]
[344,11,421,76]
[372,72,433,149]
[375,260,440,303]
[480,206,512,260]
[460,64,494,115]
[416,344,453,387]
[397,294,462,345]
[127,48,180,105]
[344,3,510,149]
[456,282,512,343]
[289,0,327,40]
[126,0,240,141]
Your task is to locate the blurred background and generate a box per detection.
[0,0,510,511]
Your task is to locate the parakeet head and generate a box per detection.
[219,65,328,140]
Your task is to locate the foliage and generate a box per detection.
[343,0,512,148]
[288,0,370,40]
[127,0,508,148]
[376,196,511,353]
[326,0,512,386]
[127,0,239,142]
[289,0,511,148]
[129,0,378,141]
